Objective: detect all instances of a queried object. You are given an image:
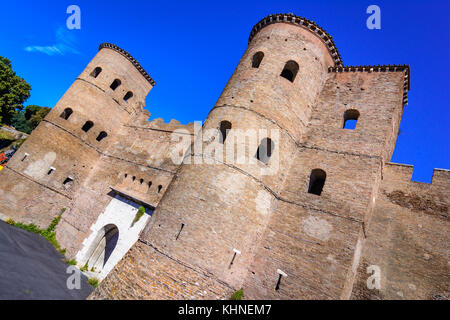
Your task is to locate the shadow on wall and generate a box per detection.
[85,224,119,272]
[75,193,153,280]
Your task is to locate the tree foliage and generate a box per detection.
[10,105,50,134]
[0,56,31,124]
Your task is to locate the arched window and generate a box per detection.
[255,138,274,165]
[123,91,133,102]
[90,67,102,78]
[252,52,264,68]
[308,169,326,196]
[343,109,360,130]
[96,131,108,142]
[280,60,299,83]
[60,108,73,120]
[81,121,94,132]
[139,178,144,184]
[157,185,163,193]
[219,120,232,144]
[110,79,121,91]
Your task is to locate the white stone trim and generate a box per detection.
[277,269,288,277]
[75,194,152,281]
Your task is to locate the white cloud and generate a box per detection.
[24,27,80,56]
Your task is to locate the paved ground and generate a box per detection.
[0,220,93,300]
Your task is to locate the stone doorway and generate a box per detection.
[75,194,152,280]
[86,224,119,272]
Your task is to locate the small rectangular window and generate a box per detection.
[228,248,241,269]
[275,269,287,291]
[63,176,74,186]
[175,223,185,240]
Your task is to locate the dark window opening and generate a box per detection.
[132,176,136,182]
[252,51,264,68]
[110,79,121,91]
[280,60,299,82]
[139,178,144,184]
[90,67,102,78]
[47,168,55,175]
[21,154,29,162]
[308,169,326,196]
[60,108,73,120]
[255,138,274,165]
[63,177,73,186]
[123,91,133,102]
[157,185,163,193]
[148,181,152,188]
[275,274,282,291]
[229,252,237,269]
[96,131,108,142]
[343,109,360,130]
[81,121,94,132]
[219,120,232,144]
[175,223,185,240]
[101,225,119,267]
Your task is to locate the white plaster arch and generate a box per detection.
[75,194,152,280]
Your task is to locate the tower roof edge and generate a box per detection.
[99,43,156,86]
[248,13,343,66]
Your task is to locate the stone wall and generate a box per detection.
[89,241,233,300]
[0,44,196,260]
[92,15,412,300]
[56,119,195,258]
[1,13,446,301]
[351,163,449,300]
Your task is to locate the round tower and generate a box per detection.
[2,43,155,227]
[45,43,155,151]
[137,13,340,291]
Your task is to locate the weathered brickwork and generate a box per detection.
[351,164,449,300]
[0,13,447,300]
[89,241,233,300]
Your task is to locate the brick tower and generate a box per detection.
[0,44,154,232]
[4,13,446,300]
[90,14,411,299]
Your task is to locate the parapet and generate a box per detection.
[99,43,156,87]
[328,65,410,106]
[248,13,343,66]
[126,117,196,135]
[384,162,450,187]
[431,168,450,188]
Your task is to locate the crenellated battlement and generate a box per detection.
[328,65,410,105]
[0,13,447,301]
[127,117,196,135]
[99,43,156,86]
[249,13,343,66]
[384,162,450,187]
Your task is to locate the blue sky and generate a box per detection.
[0,0,448,182]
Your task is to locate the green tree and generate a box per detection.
[10,105,50,134]
[28,105,50,128]
[10,112,32,133]
[0,56,31,124]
